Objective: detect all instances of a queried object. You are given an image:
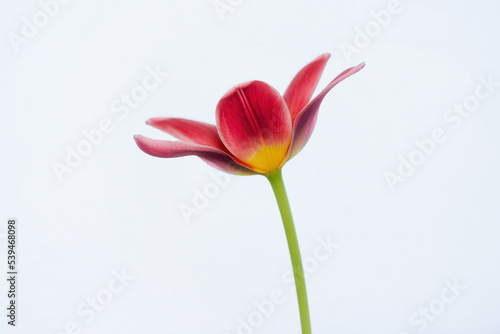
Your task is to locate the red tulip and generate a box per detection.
[135,54,365,333]
[134,54,364,174]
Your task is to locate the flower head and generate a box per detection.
[134,54,364,175]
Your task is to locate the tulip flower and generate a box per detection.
[134,54,364,333]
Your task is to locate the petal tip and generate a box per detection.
[220,81,256,100]
[133,134,144,143]
[346,62,366,76]
[146,118,160,126]
[320,53,331,60]
[133,135,149,152]
[311,53,331,65]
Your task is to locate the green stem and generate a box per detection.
[266,169,311,334]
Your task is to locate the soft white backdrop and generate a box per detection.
[1,0,499,333]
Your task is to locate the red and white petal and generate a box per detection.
[216,81,292,173]
[283,54,330,123]
[288,63,365,160]
[146,118,228,152]
[133,135,257,175]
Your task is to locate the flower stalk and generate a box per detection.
[266,169,311,334]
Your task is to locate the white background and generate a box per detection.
[1,0,500,333]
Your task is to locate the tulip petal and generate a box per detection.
[216,81,292,173]
[283,53,331,122]
[288,63,365,159]
[134,135,257,175]
[146,118,229,153]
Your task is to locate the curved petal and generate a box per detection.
[216,81,292,173]
[146,118,229,153]
[283,53,331,122]
[133,135,257,175]
[288,63,365,160]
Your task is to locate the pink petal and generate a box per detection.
[283,54,330,123]
[146,118,228,152]
[133,135,257,175]
[216,81,292,173]
[288,63,365,160]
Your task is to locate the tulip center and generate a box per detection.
[245,144,289,173]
